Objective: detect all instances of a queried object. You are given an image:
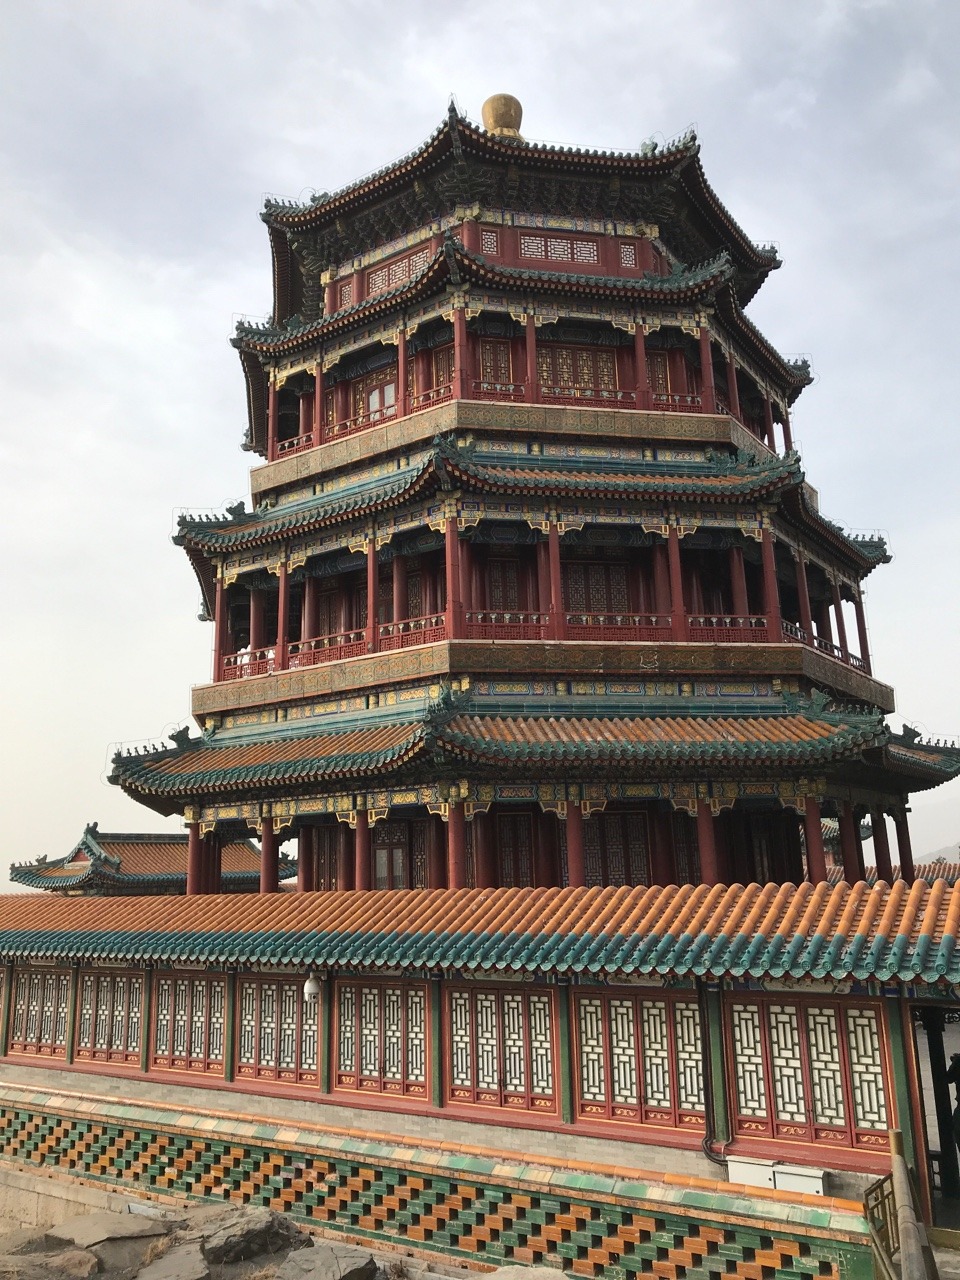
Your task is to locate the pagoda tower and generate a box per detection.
[6,101,960,1260]
[111,96,946,900]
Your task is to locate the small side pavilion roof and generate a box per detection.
[2,879,960,987]
[9,824,293,895]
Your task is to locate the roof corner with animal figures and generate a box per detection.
[8,822,293,894]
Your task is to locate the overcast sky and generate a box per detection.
[1,0,958,885]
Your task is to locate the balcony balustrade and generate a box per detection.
[288,630,366,667]
[471,379,525,402]
[378,614,446,650]
[321,402,397,445]
[687,614,769,643]
[651,392,703,412]
[540,385,637,409]
[465,610,549,640]
[410,384,453,411]
[566,613,672,642]
[276,431,315,457]
[221,647,276,680]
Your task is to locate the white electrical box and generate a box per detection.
[725,1156,777,1189]
[773,1164,826,1195]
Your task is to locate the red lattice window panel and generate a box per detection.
[335,980,428,1098]
[448,986,556,1113]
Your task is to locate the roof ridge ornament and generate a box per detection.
[481,94,524,141]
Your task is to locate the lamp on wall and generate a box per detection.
[303,973,321,1002]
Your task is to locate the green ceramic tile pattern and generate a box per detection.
[0,1085,872,1280]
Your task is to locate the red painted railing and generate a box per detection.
[288,630,366,667]
[410,385,453,410]
[378,614,446,650]
[780,619,807,643]
[687,614,770,643]
[322,403,397,444]
[471,380,526,402]
[221,648,276,680]
[465,610,549,640]
[651,392,703,412]
[276,432,315,457]
[541,386,637,409]
[565,613,672,642]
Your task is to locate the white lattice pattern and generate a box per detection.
[450,991,472,1088]
[480,229,499,254]
[578,997,606,1103]
[609,999,638,1105]
[846,1009,888,1130]
[768,1005,807,1123]
[641,1000,671,1108]
[674,1001,704,1112]
[732,1003,767,1118]
[806,1007,845,1126]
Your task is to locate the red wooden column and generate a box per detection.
[536,540,551,618]
[297,828,315,893]
[267,379,279,461]
[426,815,446,889]
[275,561,290,670]
[793,551,815,643]
[452,309,468,400]
[205,834,222,895]
[653,540,671,615]
[893,809,916,885]
[298,389,313,445]
[651,809,676,885]
[447,803,467,889]
[336,822,353,891]
[392,550,407,626]
[817,598,834,645]
[260,817,280,894]
[729,545,749,618]
[444,515,464,639]
[760,528,782,637]
[762,395,777,451]
[473,812,496,888]
[667,525,687,640]
[524,315,539,403]
[696,800,720,886]
[249,588,265,651]
[213,571,229,682]
[565,803,586,888]
[725,351,741,421]
[186,821,203,896]
[302,575,319,643]
[698,324,717,413]
[548,520,566,640]
[459,537,473,614]
[853,589,872,674]
[781,405,793,452]
[354,811,371,890]
[634,325,650,409]
[313,365,324,439]
[365,537,378,652]
[830,580,849,659]
[871,809,894,884]
[397,329,409,418]
[802,797,828,885]
[837,802,860,883]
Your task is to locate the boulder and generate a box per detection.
[137,1242,209,1280]
[276,1245,377,1280]
[201,1209,309,1265]
[0,1252,98,1280]
[46,1213,169,1276]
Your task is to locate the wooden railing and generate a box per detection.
[540,385,637,409]
[276,431,315,457]
[688,614,770,643]
[221,648,275,680]
[410,385,452,410]
[378,614,446,650]
[287,630,366,666]
[465,610,549,640]
[471,380,525,401]
[652,392,703,412]
[566,613,671,642]
[322,403,397,443]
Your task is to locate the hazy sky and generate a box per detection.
[1,0,958,884]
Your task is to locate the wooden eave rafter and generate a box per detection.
[779,487,889,579]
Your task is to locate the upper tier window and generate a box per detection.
[519,234,599,265]
[367,247,431,296]
[619,241,637,268]
[480,228,499,254]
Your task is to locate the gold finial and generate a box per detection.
[481,94,523,139]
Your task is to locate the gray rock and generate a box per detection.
[46,1215,167,1251]
[0,1251,99,1280]
[277,1245,377,1280]
[137,1242,208,1280]
[0,1231,56,1258]
[201,1209,309,1265]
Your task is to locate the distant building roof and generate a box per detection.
[9,823,294,895]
